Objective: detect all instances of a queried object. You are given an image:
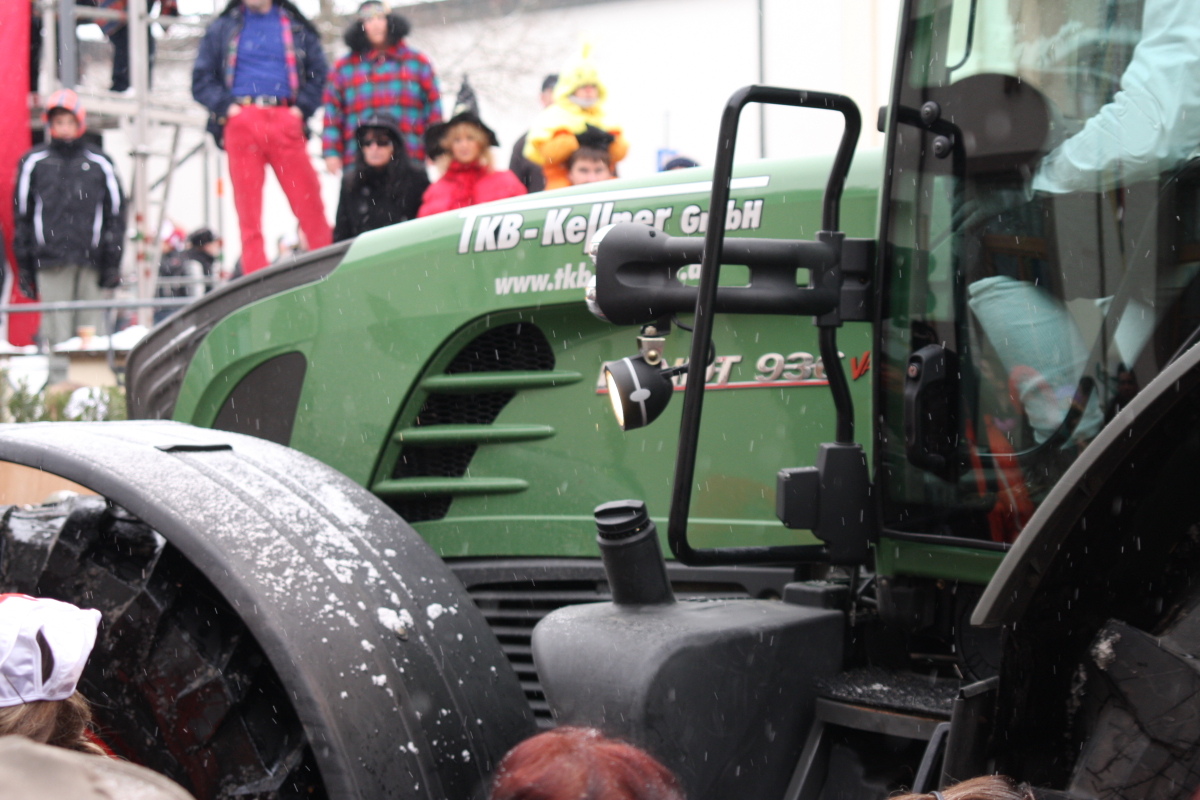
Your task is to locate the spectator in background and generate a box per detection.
[184,228,222,291]
[418,80,526,217]
[13,90,125,348]
[663,156,699,171]
[524,45,627,191]
[159,221,186,255]
[509,73,557,193]
[323,1,441,172]
[89,0,178,93]
[274,230,304,263]
[156,228,221,322]
[334,114,428,241]
[567,128,616,185]
[192,0,331,275]
[489,727,685,800]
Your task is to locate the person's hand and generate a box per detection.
[227,103,242,118]
[324,156,343,175]
[288,105,303,119]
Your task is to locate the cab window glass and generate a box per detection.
[881,0,1200,542]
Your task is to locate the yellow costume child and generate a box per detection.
[523,45,628,190]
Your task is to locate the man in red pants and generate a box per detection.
[192,0,331,274]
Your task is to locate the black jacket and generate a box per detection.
[12,137,125,295]
[509,132,545,193]
[191,0,327,148]
[333,118,429,242]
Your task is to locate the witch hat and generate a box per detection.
[425,76,499,159]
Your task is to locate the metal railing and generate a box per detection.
[0,297,195,387]
[0,298,191,314]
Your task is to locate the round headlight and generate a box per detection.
[602,356,675,431]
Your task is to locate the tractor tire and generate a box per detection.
[1067,612,1200,799]
[0,421,536,800]
[4,496,323,798]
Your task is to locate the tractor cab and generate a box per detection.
[542,0,1200,797]
[881,0,1200,546]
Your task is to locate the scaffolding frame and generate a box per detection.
[37,0,219,328]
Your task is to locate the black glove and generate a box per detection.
[17,268,37,300]
[99,266,121,290]
[576,124,615,151]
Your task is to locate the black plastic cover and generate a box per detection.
[592,223,839,326]
[777,466,820,530]
[532,598,843,800]
[777,443,874,564]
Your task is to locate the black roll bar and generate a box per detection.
[668,85,862,566]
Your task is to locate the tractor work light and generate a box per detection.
[603,356,678,431]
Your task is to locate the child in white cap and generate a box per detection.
[0,594,104,754]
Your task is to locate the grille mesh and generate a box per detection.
[413,392,517,427]
[445,322,556,374]
[390,495,452,525]
[394,444,479,479]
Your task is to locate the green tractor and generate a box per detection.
[1,0,1197,796]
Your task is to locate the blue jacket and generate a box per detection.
[192,1,327,148]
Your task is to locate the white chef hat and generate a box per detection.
[0,594,101,707]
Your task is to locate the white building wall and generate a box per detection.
[409,0,901,175]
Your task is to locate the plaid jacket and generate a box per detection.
[322,43,441,163]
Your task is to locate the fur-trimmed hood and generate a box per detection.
[344,12,411,53]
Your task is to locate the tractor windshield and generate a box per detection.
[880,0,1200,543]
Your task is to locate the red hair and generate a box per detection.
[489,727,685,800]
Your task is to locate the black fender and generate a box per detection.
[0,420,535,799]
[973,340,1200,629]
[969,342,1200,787]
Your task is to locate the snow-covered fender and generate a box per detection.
[0,420,535,799]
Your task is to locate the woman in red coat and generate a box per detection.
[418,80,527,217]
